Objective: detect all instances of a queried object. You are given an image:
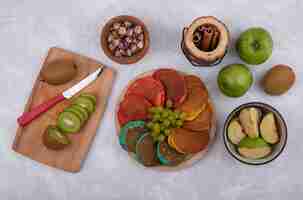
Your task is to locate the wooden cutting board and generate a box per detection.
[13,47,116,172]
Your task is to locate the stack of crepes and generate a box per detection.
[117,68,214,167]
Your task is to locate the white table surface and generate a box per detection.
[1,0,302,199]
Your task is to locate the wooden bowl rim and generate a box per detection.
[115,69,217,171]
[101,15,150,65]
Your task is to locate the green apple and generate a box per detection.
[238,137,272,159]
[236,27,273,65]
[217,64,253,97]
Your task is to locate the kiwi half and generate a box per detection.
[41,59,77,85]
[43,125,71,150]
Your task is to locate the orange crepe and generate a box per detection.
[176,75,208,120]
[183,102,213,132]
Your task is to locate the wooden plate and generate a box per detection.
[115,69,217,171]
[101,15,150,64]
[13,47,116,172]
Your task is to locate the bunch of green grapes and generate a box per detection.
[146,100,187,142]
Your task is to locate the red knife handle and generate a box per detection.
[17,94,65,127]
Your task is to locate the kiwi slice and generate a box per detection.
[70,104,89,121]
[43,125,70,150]
[73,96,95,114]
[57,112,81,134]
[64,107,85,125]
[79,93,97,106]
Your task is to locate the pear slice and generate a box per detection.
[238,137,271,159]
[239,107,261,138]
[260,112,279,144]
[238,146,272,159]
[227,119,246,145]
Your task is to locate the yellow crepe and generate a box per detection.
[184,104,206,121]
[168,135,186,154]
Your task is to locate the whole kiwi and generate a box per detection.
[261,64,295,95]
[41,59,77,85]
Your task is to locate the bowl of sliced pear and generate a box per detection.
[223,102,287,165]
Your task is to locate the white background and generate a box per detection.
[0,0,302,199]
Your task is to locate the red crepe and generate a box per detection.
[118,94,152,126]
[125,76,165,106]
[153,69,187,107]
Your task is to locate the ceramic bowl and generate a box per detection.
[101,15,150,64]
[223,102,287,165]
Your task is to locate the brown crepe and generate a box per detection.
[125,127,145,153]
[136,134,159,166]
[169,128,209,154]
[153,69,187,107]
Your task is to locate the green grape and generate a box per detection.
[172,112,179,119]
[157,134,166,142]
[160,124,166,132]
[146,122,154,129]
[166,100,173,108]
[148,107,156,114]
[151,131,159,137]
[155,106,164,113]
[173,110,181,118]
[168,115,175,122]
[180,112,187,120]
[163,120,170,127]
[164,129,171,136]
[168,109,174,116]
[170,120,176,128]
[176,120,183,127]
[161,110,169,118]
[153,114,161,122]
[153,123,161,134]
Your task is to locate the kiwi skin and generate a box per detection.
[41,59,77,85]
[262,64,295,96]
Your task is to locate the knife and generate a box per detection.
[17,67,104,127]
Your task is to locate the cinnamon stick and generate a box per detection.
[210,30,219,51]
[200,27,213,51]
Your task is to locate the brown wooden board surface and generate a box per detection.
[13,47,116,172]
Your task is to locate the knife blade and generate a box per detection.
[63,67,102,99]
[17,67,104,126]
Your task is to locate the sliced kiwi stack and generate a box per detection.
[43,93,97,150]
[72,96,95,114]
